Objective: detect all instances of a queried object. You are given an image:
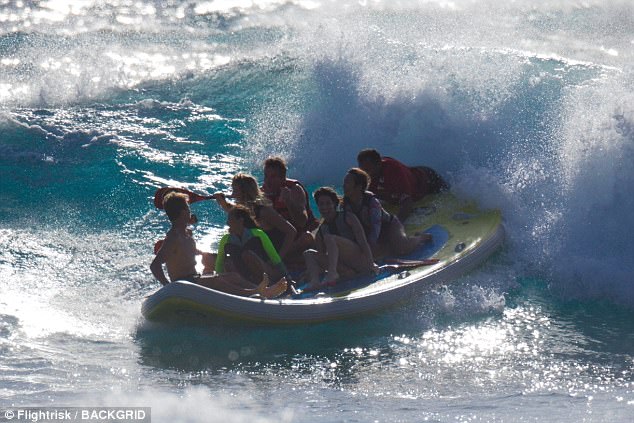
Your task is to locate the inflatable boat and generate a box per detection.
[142,192,504,324]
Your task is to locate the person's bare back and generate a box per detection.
[162,227,198,281]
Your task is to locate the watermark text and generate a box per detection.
[1,408,150,422]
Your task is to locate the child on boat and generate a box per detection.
[214,173,298,260]
[215,204,292,289]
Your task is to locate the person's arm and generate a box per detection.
[281,183,309,230]
[346,212,377,271]
[314,225,327,253]
[214,234,229,273]
[253,229,288,276]
[365,197,384,248]
[213,192,234,213]
[150,236,173,286]
[259,206,297,258]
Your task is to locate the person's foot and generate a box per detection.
[260,276,288,299]
[257,273,270,294]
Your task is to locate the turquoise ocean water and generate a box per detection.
[1,1,633,421]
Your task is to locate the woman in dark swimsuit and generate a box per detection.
[343,168,430,258]
[303,187,377,289]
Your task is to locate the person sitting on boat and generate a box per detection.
[303,187,378,290]
[215,204,292,287]
[150,192,287,299]
[214,173,298,260]
[343,168,431,258]
[262,156,319,234]
[357,148,449,222]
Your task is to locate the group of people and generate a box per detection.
[150,149,449,299]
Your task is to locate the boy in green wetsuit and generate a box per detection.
[216,205,291,286]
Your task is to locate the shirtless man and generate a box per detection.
[261,157,318,266]
[150,192,287,299]
[262,156,319,234]
[357,148,449,222]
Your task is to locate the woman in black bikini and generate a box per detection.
[343,168,430,258]
[303,187,377,289]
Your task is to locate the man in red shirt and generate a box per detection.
[357,148,449,222]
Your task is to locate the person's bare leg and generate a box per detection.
[219,272,259,289]
[332,236,373,275]
[322,234,339,283]
[195,272,286,299]
[195,273,257,296]
[224,257,237,273]
[303,249,323,287]
[388,219,426,256]
[241,250,266,283]
[283,231,317,270]
[294,231,315,252]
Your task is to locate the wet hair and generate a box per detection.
[313,186,340,208]
[229,204,259,229]
[357,148,382,166]
[264,156,287,179]
[347,167,371,191]
[232,173,268,205]
[163,192,189,223]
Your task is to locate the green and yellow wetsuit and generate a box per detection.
[215,228,286,274]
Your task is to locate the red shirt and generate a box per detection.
[368,157,424,204]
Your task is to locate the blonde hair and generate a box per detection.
[232,173,271,209]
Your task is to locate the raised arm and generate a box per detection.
[213,192,234,213]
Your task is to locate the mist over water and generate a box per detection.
[1,0,634,420]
